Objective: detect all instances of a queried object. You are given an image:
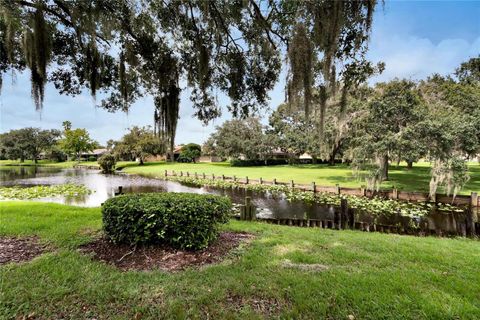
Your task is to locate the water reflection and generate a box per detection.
[1,166,472,237]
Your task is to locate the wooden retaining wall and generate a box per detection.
[163,169,479,220]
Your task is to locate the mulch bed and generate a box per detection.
[0,236,49,265]
[79,232,253,272]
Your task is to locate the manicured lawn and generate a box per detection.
[0,160,78,168]
[122,161,480,195]
[2,160,479,194]
[1,202,479,319]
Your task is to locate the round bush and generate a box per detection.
[98,153,116,173]
[102,193,232,250]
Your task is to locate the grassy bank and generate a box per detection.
[2,159,479,194]
[0,160,78,168]
[122,161,480,195]
[1,202,479,319]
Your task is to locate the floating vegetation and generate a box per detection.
[162,176,465,218]
[0,184,92,200]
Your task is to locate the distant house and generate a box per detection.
[165,145,185,161]
[79,148,108,161]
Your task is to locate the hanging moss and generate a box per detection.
[20,7,52,110]
[287,1,376,137]
[154,79,181,160]
[287,23,313,115]
[119,51,128,110]
[85,41,102,98]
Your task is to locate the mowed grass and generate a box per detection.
[0,160,78,168]
[122,161,480,195]
[2,159,479,194]
[1,202,480,319]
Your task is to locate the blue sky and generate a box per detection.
[1,0,479,145]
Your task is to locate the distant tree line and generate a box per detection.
[0,121,99,162]
[205,57,480,197]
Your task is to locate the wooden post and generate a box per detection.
[172,170,176,176]
[273,178,277,185]
[222,174,225,181]
[212,173,215,180]
[259,177,263,184]
[164,170,168,177]
[180,171,183,177]
[336,184,341,195]
[202,172,206,179]
[290,180,294,188]
[471,192,478,222]
[311,182,316,193]
[245,176,249,184]
[186,172,190,177]
[392,186,398,199]
[361,185,366,197]
[242,196,255,220]
[233,175,237,182]
[195,172,198,179]
[340,198,348,229]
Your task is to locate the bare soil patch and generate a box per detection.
[80,232,253,272]
[224,292,289,317]
[0,236,49,265]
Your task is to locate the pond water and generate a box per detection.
[0,166,327,219]
[1,166,473,236]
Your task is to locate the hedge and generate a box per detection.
[230,159,289,167]
[102,192,232,250]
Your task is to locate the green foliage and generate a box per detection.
[0,127,60,162]
[162,175,464,218]
[430,158,470,199]
[206,118,272,160]
[178,143,201,163]
[267,104,312,161]
[2,201,480,318]
[455,55,480,84]
[59,125,96,161]
[0,184,91,200]
[97,153,116,174]
[113,126,163,164]
[230,159,288,167]
[102,193,232,250]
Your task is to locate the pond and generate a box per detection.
[1,166,473,237]
[0,166,325,219]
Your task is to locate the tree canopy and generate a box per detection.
[1,0,383,154]
[58,123,97,160]
[0,127,60,162]
[113,126,163,165]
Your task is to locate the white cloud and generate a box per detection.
[368,34,480,83]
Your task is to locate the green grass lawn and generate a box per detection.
[122,161,480,195]
[0,159,78,168]
[1,202,479,319]
[2,159,479,194]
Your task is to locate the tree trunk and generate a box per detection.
[312,156,317,164]
[329,143,341,166]
[329,153,336,166]
[382,154,389,180]
[407,160,413,169]
[139,157,144,165]
[20,157,24,163]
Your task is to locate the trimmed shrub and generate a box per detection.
[230,159,289,167]
[98,153,116,173]
[102,193,232,250]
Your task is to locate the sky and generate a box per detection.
[1,0,479,145]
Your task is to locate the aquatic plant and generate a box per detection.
[161,176,465,218]
[0,184,92,200]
